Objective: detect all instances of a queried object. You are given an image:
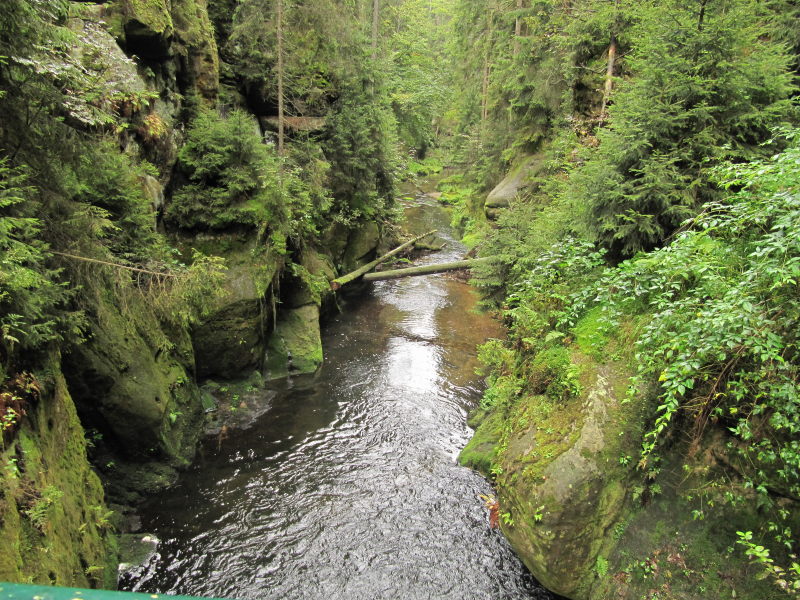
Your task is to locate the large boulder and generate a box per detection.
[191,239,281,380]
[342,221,381,271]
[484,154,543,219]
[462,344,791,600]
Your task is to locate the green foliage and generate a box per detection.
[167,110,335,241]
[384,0,454,155]
[24,485,63,531]
[549,132,800,593]
[594,554,609,579]
[737,530,800,597]
[572,0,796,257]
[324,89,399,221]
[65,139,159,259]
[153,251,229,328]
[167,109,288,231]
[0,160,68,372]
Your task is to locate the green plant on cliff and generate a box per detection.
[24,485,63,531]
[167,109,333,242]
[167,109,288,231]
[0,159,68,379]
[324,85,400,222]
[562,131,800,595]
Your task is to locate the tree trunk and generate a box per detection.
[599,34,616,124]
[362,257,498,282]
[331,230,437,289]
[481,8,493,123]
[513,0,523,56]
[372,0,379,61]
[276,0,285,155]
[698,0,708,32]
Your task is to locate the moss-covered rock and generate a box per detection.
[0,360,117,588]
[62,285,204,486]
[342,221,381,271]
[469,365,633,599]
[190,238,282,380]
[484,154,543,220]
[171,0,219,102]
[123,0,174,59]
[464,338,794,600]
[265,305,324,379]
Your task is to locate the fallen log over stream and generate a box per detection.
[362,256,498,282]
[331,229,437,289]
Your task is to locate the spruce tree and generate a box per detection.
[573,0,796,258]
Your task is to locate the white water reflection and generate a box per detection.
[123,197,551,600]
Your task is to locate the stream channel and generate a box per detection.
[123,196,553,600]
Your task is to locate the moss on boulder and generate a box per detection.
[342,221,381,271]
[171,0,219,102]
[484,154,543,220]
[191,239,282,380]
[464,337,794,599]
[265,305,324,379]
[62,285,204,503]
[123,0,174,58]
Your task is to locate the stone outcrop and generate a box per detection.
[484,154,543,219]
[462,344,791,600]
[62,285,205,504]
[0,360,117,588]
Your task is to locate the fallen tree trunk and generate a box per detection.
[362,256,498,282]
[331,229,437,290]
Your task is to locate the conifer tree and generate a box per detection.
[573,0,796,257]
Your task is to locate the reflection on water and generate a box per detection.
[123,197,552,600]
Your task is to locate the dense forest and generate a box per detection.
[1,0,799,599]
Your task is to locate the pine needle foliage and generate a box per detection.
[572,0,797,258]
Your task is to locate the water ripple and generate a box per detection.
[124,200,552,600]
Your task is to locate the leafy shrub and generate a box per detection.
[167,109,288,231]
[561,131,800,589]
[0,159,68,376]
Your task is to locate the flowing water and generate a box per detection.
[124,197,552,600]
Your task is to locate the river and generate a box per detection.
[122,196,552,600]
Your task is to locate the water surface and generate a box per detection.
[125,198,551,600]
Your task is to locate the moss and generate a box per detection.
[459,409,505,476]
[0,362,116,588]
[170,0,219,101]
[592,470,786,600]
[124,0,173,35]
[265,305,324,379]
[573,306,610,358]
[190,239,282,380]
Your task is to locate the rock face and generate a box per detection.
[265,305,324,379]
[190,229,375,382]
[484,154,543,219]
[122,0,174,58]
[0,361,117,588]
[462,345,788,600]
[495,368,628,598]
[62,285,205,504]
[117,0,219,101]
[191,241,281,380]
